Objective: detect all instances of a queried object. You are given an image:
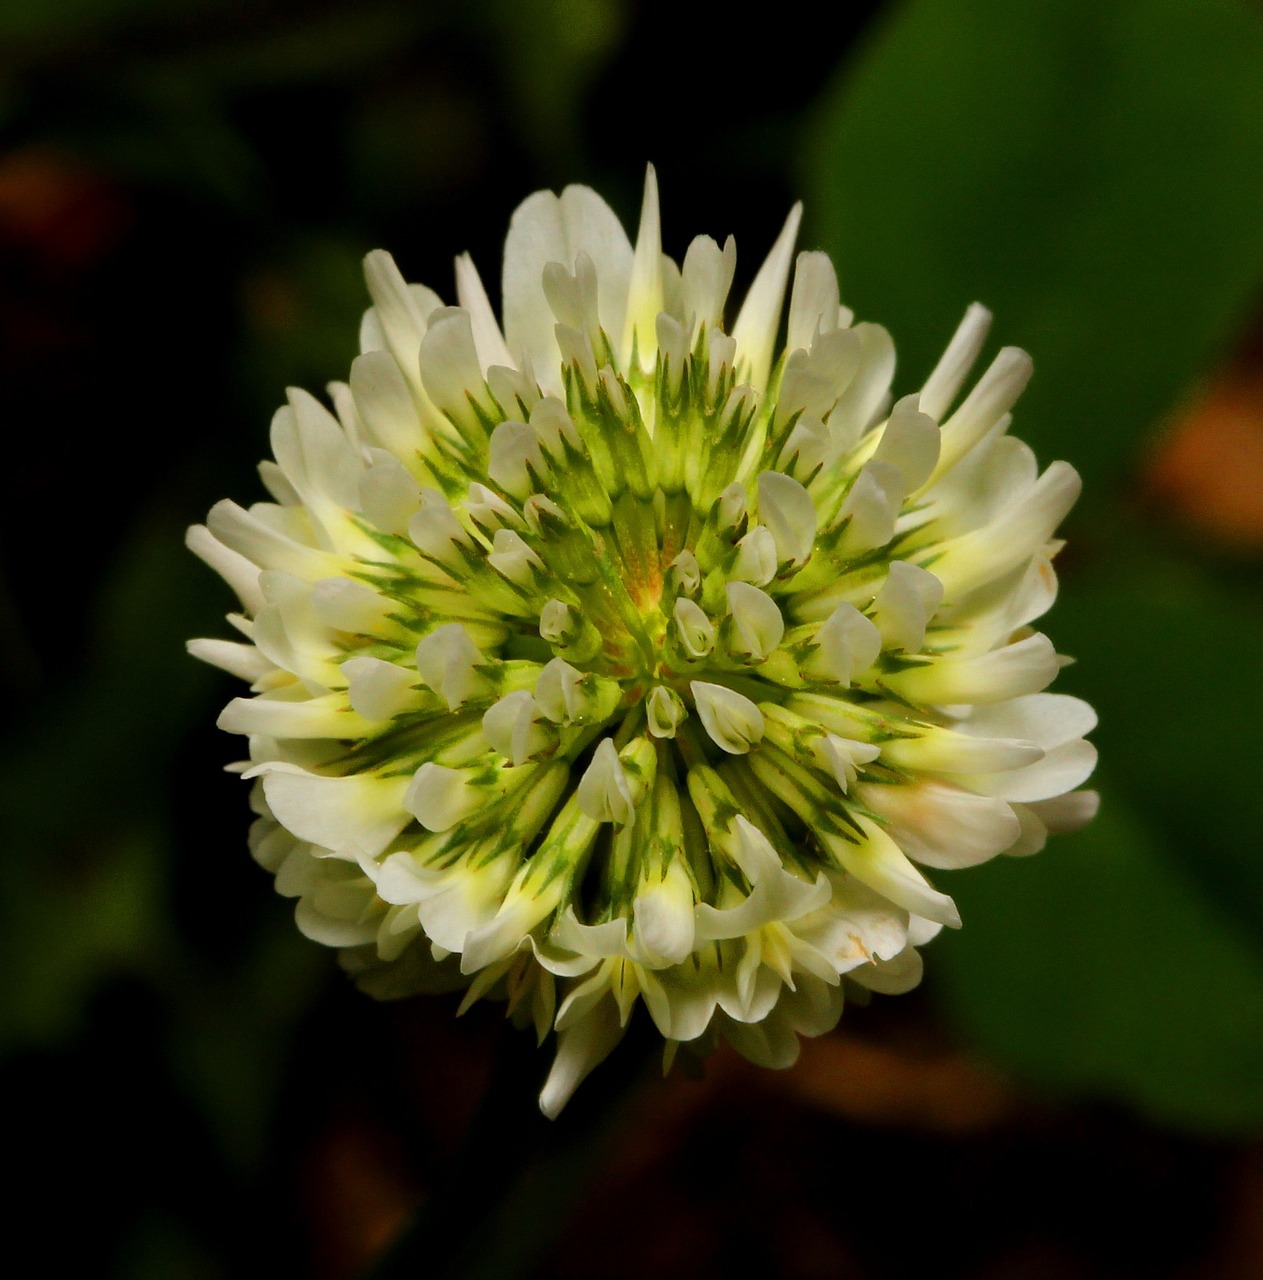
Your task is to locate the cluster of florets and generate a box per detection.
[189,172,1096,1115]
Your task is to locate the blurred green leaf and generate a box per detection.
[477,0,628,166]
[167,921,324,1172]
[0,514,219,1053]
[934,791,1263,1133]
[0,0,217,44]
[805,0,1263,492]
[1053,542,1263,941]
[0,825,167,1053]
[239,233,368,403]
[117,1214,222,1280]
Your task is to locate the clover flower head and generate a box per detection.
[189,169,1097,1116]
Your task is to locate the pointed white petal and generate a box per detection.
[539,997,624,1119]
[621,165,664,370]
[454,252,514,373]
[732,204,802,393]
[919,302,992,421]
[935,346,1033,479]
[186,524,265,612]
[187,638,271,682]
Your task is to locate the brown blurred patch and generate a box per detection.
[303,1111,420,1280]
[0,148,129,271]
[779,1029,1017,1133]
[1195,1144,1263,1280]
[1144,353,1263,550]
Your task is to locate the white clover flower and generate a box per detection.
[189,170,1097,1117]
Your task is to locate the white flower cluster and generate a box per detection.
[189,171,1096,1116]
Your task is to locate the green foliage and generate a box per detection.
[934,795,1263,1133]
[806,0,1263,493]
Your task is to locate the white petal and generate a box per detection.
[349,351,424,462]
[482,690,536,758]
[533,657,586,724]
[502,190,567,385]
[342,656,418,721]
[487,528,544,586]
[415,623,490,710]
[632,860,696,965]
[358,449,421,534]
[286,388,362,503]
[962,693,1097,750]
[757,470,816,569]
[206,499,336,580]
[897,632,1059,704]
[408,490,473,572]
[824,824,961,927]
[260,764,410,859]
[836,466,896,552]
[403,763,484,832]
[454,252,514,373]
[187,638,271,682]
[310,577,393,634]
[805,603,881,686]
[218,691,365,739]
[935,346,1033,479]
[972,738,1098,803]
[646,686,686,739]
[873,395,941,494]
[362,249,441,383]
[621,165,664,371]
[732,526,778,586]
[576,739,635,825]
[732,204,802,393]
[417,307,491,424]
[680,234,736,333]
[871,561,943,653]
[502,186,633,394]
[919,302,992,421]
[673,597,716,658]
[860,779,1020,869]
[539,997,624,1119]
[787,250,842,352]
[934,462,1082,598]
[849,948,924,995]
[418,860,516,954]
[488,419,545,499]
[186,524,266,613]
[691,682,765,754]
[725,581,785,661]
[1027,789,1100,833]
[825,323,896,451]
[813,734,881,793]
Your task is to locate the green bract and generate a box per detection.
[189,171,1096,1115]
